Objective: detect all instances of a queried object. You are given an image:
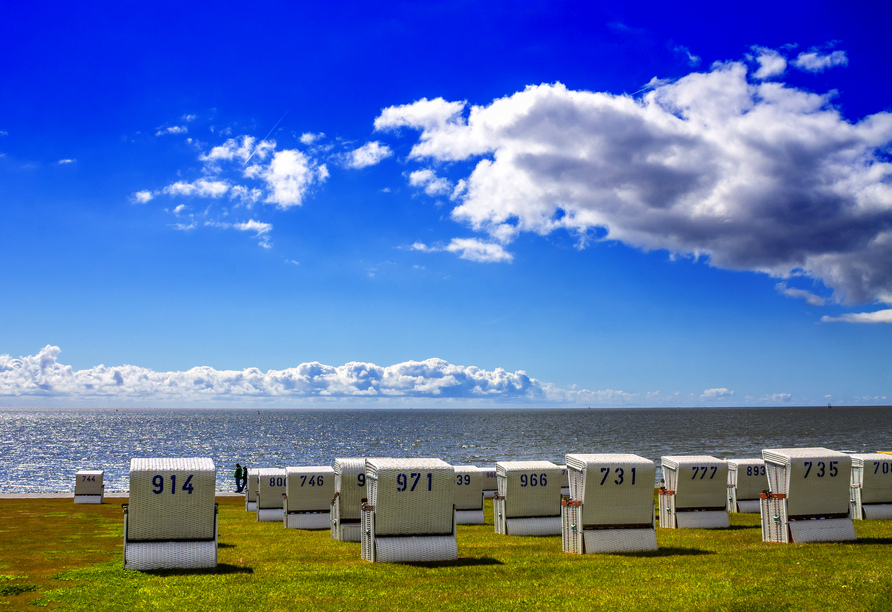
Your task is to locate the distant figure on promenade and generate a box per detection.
[242,464,249,492]
[234,463,243,492]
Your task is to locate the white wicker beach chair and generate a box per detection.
[493,461,562,536]
[760,447,855,543]
[256,468,287,522]
[361,458,457,563]
[481,466,498,499]
[659,455,730,529]
[561,454,657,554]
[726,459,766,514]
[123,457,217,570]
[849,453,892,520]
[284,466,335,529]
[331,457,367,542]
[245,468,259,511]
[453,466,485,525]
[74,470,104,504]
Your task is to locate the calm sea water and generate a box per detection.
[0,406,888,493]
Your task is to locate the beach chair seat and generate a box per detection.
[561,454,657,554]
[284,466,335,529]
[659,455,730,529]
[494,461,562,536]
[256,468,287,522]
[727,459,766,513]
[245,468,259,511]
[481,466,498,499]
[123,457,217,570]
[74,470,104,504]
[361,458,457,563]
[849,453,892,520]
[453,466,485,524]
[761,447,855,543]
[331,458,367,542]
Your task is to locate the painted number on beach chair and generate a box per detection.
[357,473,366,487]
[269,477,285,487]
[396,472,433,492]
[300,475,325,487]
[151,474,195,495]
[691,466,717,480]
[803,461,838,478]
[81,475,96,482]
[519,473,548,487]
[598,467,637,485]
[745,466,766,477]
[456,474,471,485]
[874,461,891,475]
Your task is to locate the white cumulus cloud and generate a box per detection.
[410,238,513,263]
[793,49,848,73]
[162,179,230,198]
[375,52,892,305]
[821,309,892,324]
[701,388,734,400]
[156,125,188,136]
[261,149,327,209]
[132,190,153,204]
[750,46,787,79]
[347,141,393,169]
[775,282,826,306]
[408,168,452,196]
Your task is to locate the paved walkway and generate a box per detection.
[0,491,245,499]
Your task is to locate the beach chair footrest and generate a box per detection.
[286,512,331,530]
[124,541,217,570]
[455,509,484,525]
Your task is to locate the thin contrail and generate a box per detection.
[244,110,289,165]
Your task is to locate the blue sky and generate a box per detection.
[1,1,890,408]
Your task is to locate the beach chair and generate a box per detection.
[245,468,259,511]
[481,466,498,499]
[74,470,104,504]
[331,457,367,542]
[453,465,485,524]
[849,453,892,520]
[559,464,570,495]
[123,457,217,570]
[256,468,287,522]
[361,458,457,563]
[659,455,730,528]
[284,466,335,529]
[760,447,855,543]
[493,461,562,536]
[727,458,766,513]
[561,454,657,554]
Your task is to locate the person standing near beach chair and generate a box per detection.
[242,464,249,492]
[234,463,243,492]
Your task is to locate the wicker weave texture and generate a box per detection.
[506,516,562,536]
[74,470,104,496]
[246,469,259,502]
[658,493,675,528]
[481,467,498,495]
[334,458,366,521]
[245,501,257,512]
[863,504,892,520]
[727,459,767,501]
[566,454,655,526]
[582,528,657,554]
[661,456,728,509]
[128,458,215,541]
[366,458,454,536]
[455,509,485,525]
[285,466,335,512]
[256,468,287,510]
[736,499,761,513]
[762,448,851,515]
[286,512,331,530]
[561,504,581,552]
[850,453,892,504]
[675,510,729,529]
[788,518,856,543]
[257,508,284,522]
[760,496,789,543]
[453,466,485,511]
[74,495,103,504]
[375,536,458,563]
[124,541,217,570]
[496,461,561,518]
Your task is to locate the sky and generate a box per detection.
[1,1,891,408]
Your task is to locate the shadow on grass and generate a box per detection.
[399,557,504,568]
[721,525,759,531]
[143,563,253,576]
[846,537,892,546]
[217,542,236,548]
[620,546,715,558]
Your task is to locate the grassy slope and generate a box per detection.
[0,496,890,611]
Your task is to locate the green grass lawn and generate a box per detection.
[1,496,890,611]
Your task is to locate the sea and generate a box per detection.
[0,405,889,493]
